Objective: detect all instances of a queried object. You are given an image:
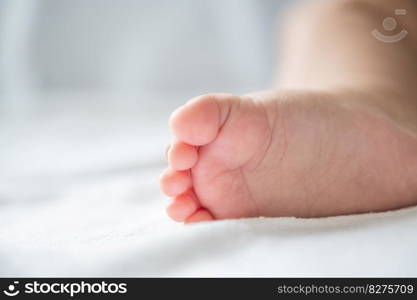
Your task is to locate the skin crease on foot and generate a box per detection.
[159,0,417,224]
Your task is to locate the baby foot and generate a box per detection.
[160,90,417,223]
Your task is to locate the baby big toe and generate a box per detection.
[169,95,221,146]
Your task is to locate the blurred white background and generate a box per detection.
[0,0,293,99]
[0,0,293,185]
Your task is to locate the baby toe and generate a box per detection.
[166,192,200,222]
[159,168,192,197]
[184,208,215,224]
[169,95,222,146]
[168,142,198,171]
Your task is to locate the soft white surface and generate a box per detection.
[1,93,417,277]
[1,168,417,277]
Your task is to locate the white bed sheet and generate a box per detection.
[1,93,416,277]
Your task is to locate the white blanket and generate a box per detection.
[1,93,416,277]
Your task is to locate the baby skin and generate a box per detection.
[160,0,417,223]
